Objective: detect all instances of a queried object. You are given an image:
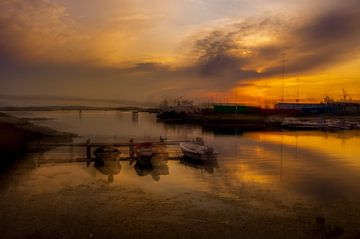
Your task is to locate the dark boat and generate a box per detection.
[134,142,166,165]
[93,146,121,166]
[135,142,155,159]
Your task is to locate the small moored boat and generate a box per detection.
[135,142,156,159]
[179,142,217,161]
[94,146,121,159]
[134,142,166,166]
[90,146,121,167]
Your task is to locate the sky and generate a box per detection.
[0,0,359,106]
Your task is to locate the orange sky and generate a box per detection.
[0,0,359,106]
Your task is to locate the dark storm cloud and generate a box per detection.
[188,27,264,88]
[194,30,242,76]
[284,1,360,72]
[185,0,360,89]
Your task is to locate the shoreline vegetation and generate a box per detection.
[0,112,76,169]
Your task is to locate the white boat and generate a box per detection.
[179,142,217,160]
[281,118,326,130]
[281,117,354,130]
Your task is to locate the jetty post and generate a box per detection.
[86,138,92,159]
[129,138,135,158]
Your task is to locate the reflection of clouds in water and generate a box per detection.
[208,131,360,202]
[12,111,203,141]
[10,111,360,207]
[180,156,219,175]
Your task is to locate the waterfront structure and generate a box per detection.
[275,101,360,115]
[213,104,261,113]
[275,103,329,114]
[159,97,199,113]
[331,101,360,114]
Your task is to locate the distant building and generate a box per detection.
[159,97,199,113]
[330,101,360,114]
[275,101,360,115]
[275,103,329,115]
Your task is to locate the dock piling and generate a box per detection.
[129,138,135,159]
[86,138,92,159]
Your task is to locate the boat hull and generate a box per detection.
[181,150,203,160]
[179,142,217,161]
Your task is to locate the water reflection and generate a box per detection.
[180,156,219,175]
[133,156,169,181]
[210,130,360,202]
[6,111,360,205]
[89,146,122,183]
[203,126,244,136]
[2,111,360,239]
[87,144,171,182]
[131,111,138,126]
[93,159,121,183]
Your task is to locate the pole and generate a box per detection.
[281,53,285,103]
[129,138,134,159]
[86,138,91,159]
[296,78,299,103]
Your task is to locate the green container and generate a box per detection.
[213,104,261,113]
[213,105,237,113]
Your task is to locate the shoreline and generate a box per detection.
[0,112,76,169]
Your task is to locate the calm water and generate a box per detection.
[7,110,360,200]
[2,110,360,238]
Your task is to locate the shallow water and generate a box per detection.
[2,110,360,238]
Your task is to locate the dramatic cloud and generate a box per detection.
[0,0,360,104]
[184,0,360,90]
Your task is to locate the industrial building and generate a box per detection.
[275,101,360,115]
[275,103,329,114]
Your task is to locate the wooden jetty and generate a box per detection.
[35,155,184,165]
[37,138,190,160]
[40,140,187,148]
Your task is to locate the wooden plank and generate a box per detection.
[37,156,184,164]
[39,140,190,147]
